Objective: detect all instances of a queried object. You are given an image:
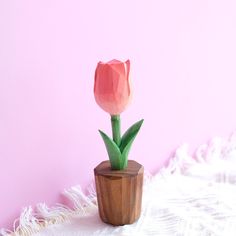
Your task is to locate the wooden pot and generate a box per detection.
[94,160,144,226]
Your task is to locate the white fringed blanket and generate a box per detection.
[2,135,236,236]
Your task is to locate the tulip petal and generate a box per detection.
[125,60,130,81]
[107,59,122,64]
[94,59,131,115]
[109,62,125,77]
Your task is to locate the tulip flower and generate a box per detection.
[94,59,131,115]
[94,59,144,170]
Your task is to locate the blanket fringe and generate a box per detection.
[1,133,236,236]
[0,186,98,236]
[36,203,73,225]
[63,185,97,215]
[13,207,41,236]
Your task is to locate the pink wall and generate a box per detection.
[1,0,236,228]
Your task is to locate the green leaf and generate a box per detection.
[119,119,144,169]
[98,130,122,170]
[120,137,135,169]
[119,119,144,153]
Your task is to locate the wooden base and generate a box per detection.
[94,160,144,226]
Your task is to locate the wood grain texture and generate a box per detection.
[94,160,144,226]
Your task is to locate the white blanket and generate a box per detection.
[2,135,236,236]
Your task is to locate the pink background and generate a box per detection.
[1,0,236,228]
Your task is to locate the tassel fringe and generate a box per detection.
[1,133,236,235]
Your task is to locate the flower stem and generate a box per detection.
[111,115,121,146]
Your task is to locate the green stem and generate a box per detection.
[111,115,121,146]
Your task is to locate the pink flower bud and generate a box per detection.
[94,59,131,115]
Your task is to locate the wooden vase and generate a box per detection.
[94,160,144,226]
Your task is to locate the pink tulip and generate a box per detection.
[94,59,131,115]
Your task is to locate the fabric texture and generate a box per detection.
[2,135,236,236]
